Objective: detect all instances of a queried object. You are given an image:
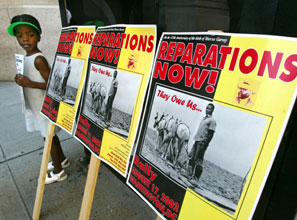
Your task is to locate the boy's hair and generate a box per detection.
[8,14,42,36]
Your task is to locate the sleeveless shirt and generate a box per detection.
[23,52,49,137]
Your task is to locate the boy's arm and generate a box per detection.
[34,55,50,89]
[15,56,50,90]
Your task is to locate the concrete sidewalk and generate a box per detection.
[0,82,156,220]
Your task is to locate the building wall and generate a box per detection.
[0,0,61,81]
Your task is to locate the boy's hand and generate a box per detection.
[15,74,32,87]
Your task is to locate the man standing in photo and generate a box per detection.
[105,70,118,126]
[188,103,216,182]
[60,58,71,98]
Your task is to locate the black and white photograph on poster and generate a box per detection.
[81,63,142,139]
[47,55,84,106]
[140,85,268,214]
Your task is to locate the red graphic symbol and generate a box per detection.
[236,81,256,106]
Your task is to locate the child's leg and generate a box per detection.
[51,135,66,174]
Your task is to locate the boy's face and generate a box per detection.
[15,24,40,56]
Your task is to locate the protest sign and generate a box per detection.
[127,32,297,220]
[74,25,156,176]
[41,26,95,134]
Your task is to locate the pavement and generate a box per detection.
[0,82,156,220]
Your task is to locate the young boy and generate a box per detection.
[8,14,70,184]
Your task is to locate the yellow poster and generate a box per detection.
[41,26,95,134]
[74,25,156,176]
[127,32,297,220]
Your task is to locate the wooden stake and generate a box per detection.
[79,154,101,220]
[207,30,223,32]
[32,122,55,220]
[156,215,163,220]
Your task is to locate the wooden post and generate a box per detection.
[79,154,101,220]
[156,215,163,220]
[207,30,223,32]
[32,122,55,220]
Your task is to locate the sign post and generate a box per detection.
[32,122,55,220]
[79,154,101,220]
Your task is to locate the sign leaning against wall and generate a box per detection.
[127,32,297,220]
